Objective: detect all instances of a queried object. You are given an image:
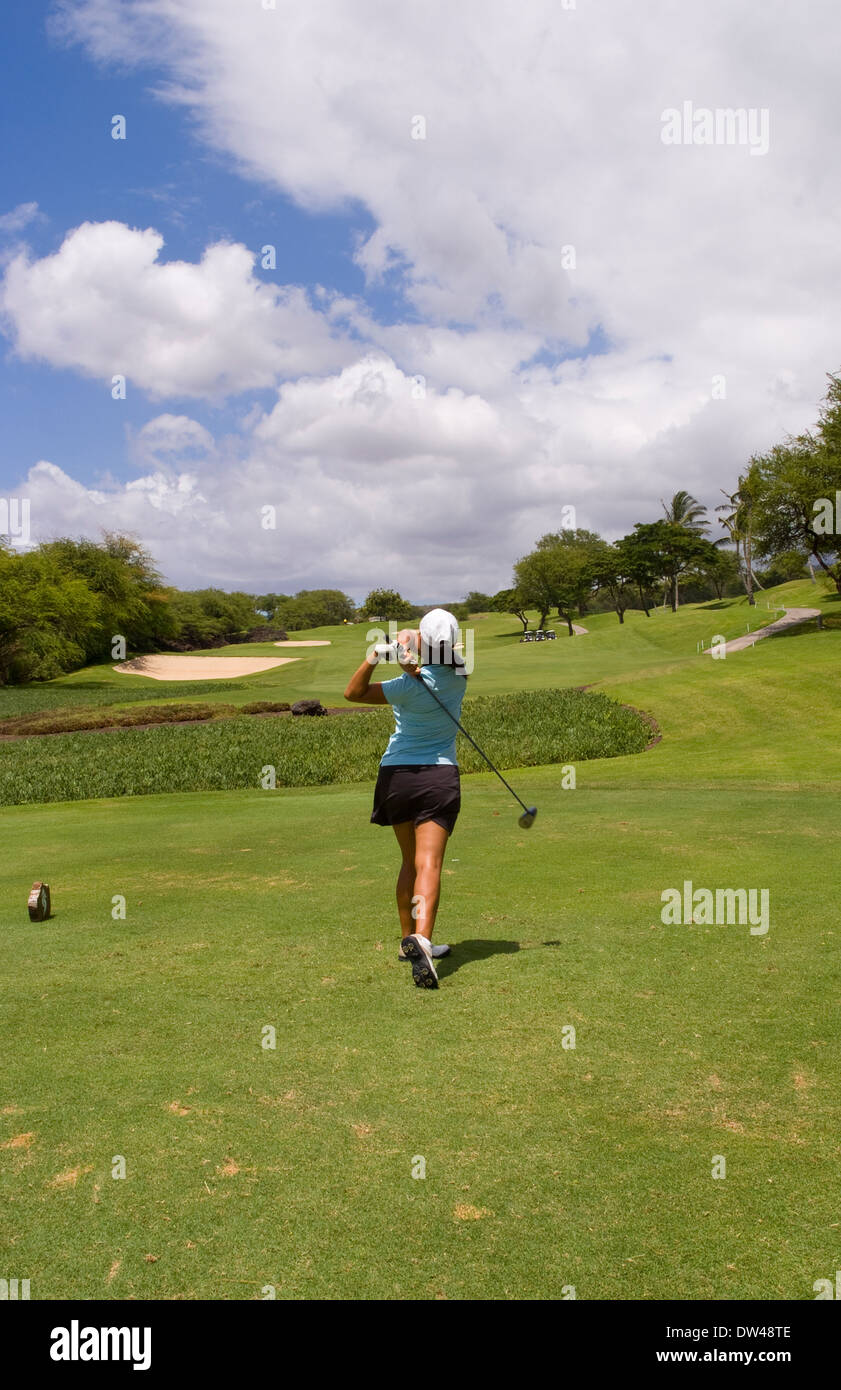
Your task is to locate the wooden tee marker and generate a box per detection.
[28,882,51,922]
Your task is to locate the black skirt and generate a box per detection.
[370,763,461,835]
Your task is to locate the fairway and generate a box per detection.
[2,583,839,1300]
[2,585,812,714]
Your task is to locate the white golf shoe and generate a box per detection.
[400,934,439,989]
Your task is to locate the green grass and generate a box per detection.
[1,579,833,722]
[0,679,246,719]
[0,701,231,737]
[1,577,839,1300]
[1,780,838,1299]
[0,689,649,806]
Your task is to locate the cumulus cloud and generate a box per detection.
[17,355,559,593]
[0,221,358,398]
[13,0,841,595]
[134,413,215,459]
[12,350,786,597]
[53,0,841,347]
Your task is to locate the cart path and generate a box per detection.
[703,605,821,655]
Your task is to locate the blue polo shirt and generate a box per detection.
[379,666,467,766]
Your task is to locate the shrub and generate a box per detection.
[241,701,292,714]
[0,681,243,721]
[241,627,289,644]
[116,703,227,726]
[0,689,652,805]
[0,702,227,737]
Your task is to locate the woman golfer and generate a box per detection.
[344,608,466,989]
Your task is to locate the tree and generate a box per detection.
[163,588,260,649]
[615,531,661,616]
[164,592,226,649]
[0,533,179,680]
[257,593,291,622]
[591,541,634,623]
[624,521,714,613]
[39,532,174,656]
[688,545,742,600]
[361,588,415,621]
[751,374,841,593]
[660,492,709,607]
[716,462,763,606]
[534,528,604,613]
[661,490,709,532]
[491,587,531,634]
[515,540,594,635]
[463,590,495,612]
[553,550,595,635]
[513,549,559,630]
[758,550,810,585]
[276,589,355,629]
[0,547,100,682]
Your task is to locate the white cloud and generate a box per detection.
[13,349,788,598]
[124,470,206,515]
[14,0,841,596]
[0,202,43,234]
[17,356,558,594]
[253,354,515,466]
[135,413,215,458]
[21,457,216,565]
[48,2,841,416]
[0,221,358,398]
[52,0,841,348]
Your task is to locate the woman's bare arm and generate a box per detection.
[344,632,422,703]
[344,657,387,704]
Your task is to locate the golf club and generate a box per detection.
[412,661,537,828]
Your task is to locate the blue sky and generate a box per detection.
[1,0,394,494]
[0,0,837,597]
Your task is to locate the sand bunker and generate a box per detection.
[273,640,332,647]
[114,655,299,681]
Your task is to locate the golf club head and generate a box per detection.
[518,806,538,829]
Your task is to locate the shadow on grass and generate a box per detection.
[435,938,520,978]
[767,618,835,639]
[436,936,563,978]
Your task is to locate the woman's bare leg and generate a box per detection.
[410,820,450,941]
[393,822,417,938]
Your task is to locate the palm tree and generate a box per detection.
[716,490,750,604]
[715,464,761,607]
[660,490,709,608]
[661,490,710,532]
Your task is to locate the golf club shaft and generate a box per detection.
[414,672,532,815]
